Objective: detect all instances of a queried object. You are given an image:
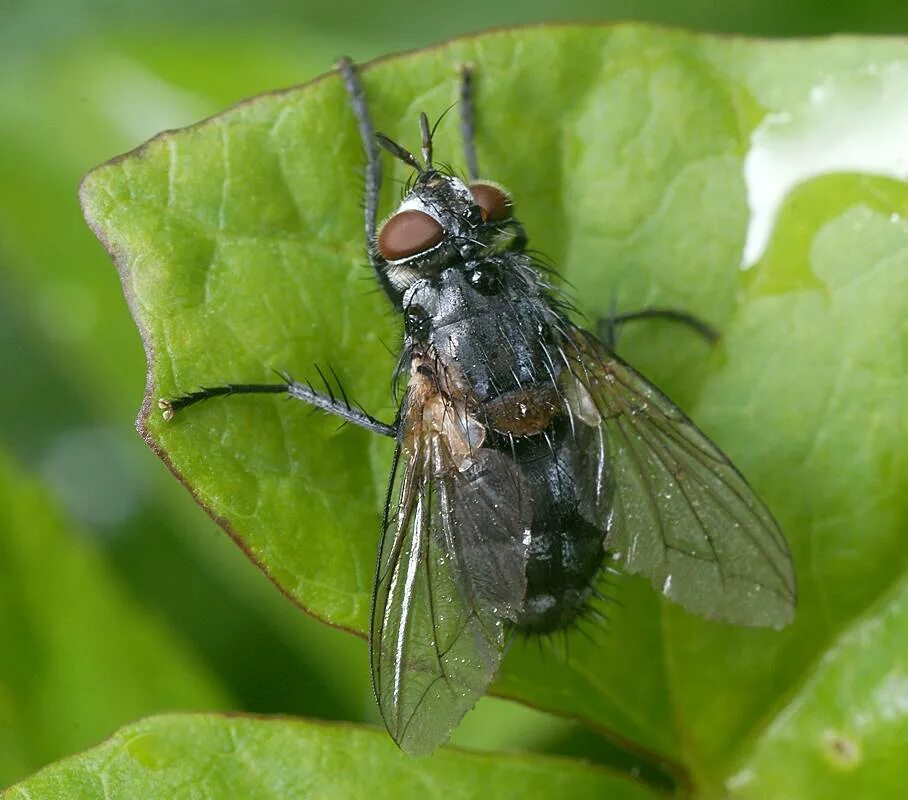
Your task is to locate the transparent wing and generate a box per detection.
[560,329,796,628]
[371,395,530,755]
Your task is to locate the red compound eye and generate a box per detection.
[469,182,512,222]
[377,209,444,260]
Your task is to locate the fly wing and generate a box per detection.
[371,390,531,755]
[560,329,796,628]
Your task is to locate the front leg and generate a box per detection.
[337,57,402,309]
[160,368,396,438]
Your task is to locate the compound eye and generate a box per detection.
[377,209,444,261]
[469,181,512,222]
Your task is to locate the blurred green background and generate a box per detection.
[1,0,906,790]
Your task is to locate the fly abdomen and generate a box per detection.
[507,429,608,634]
[520,512,606,634]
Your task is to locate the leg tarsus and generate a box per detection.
[598,306,719,349]
[160,383,286,420]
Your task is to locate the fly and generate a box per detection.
[160,58,797,756]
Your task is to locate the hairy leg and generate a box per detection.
[160,368,395,438]
[337,57,400,307]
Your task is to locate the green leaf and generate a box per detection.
[0,452,230,787]
[80,24,908,793]
[728,571,908,797]
[3,714,658,800]
[0,33,345,410]
[0,32,384,742]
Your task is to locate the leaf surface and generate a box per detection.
[0,454,229,788]
[3,714,658,800]
[80,25,908,792]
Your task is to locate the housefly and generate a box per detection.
[161,58,796,756]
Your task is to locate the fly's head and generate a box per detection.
[371,113,526,307]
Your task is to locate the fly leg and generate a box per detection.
[599,305,719,350]
[162,62,402,439]
[459,63,480,181]
[159,368,396,438]
[337,57,401,307]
